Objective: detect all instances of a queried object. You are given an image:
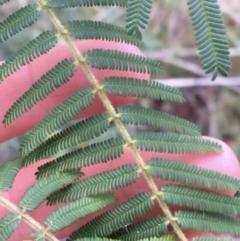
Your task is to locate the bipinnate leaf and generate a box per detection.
[117,105,201,136]
[36,137,125,179]
[102,78,185,102]
[0,0,10,5]
[135,132,222,154]
[3,58,76,125]
[125,0,153,38]
[0,30,58,83]
[84,49,162,75]
[24,113,110,163]
[0,214,21,240]
[69,192,153,239]
[19,171,81,211]
[0,4,40,43]
[148,158,240,191]
[45,193,116,232]
[47,164,139,205]
[187,0,231,80]
[176,210,240,235]
[161,185,240,215]
[47,0,126,8]
[108,215,168,240]
[66,20,143,47]
[0,157,23,191]
[193,237,234,241]
[20,88,94,159]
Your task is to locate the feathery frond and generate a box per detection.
[19,171,80,211]
[148,158,240,191]
[135,132,222,154]
[66,20,143,47]
[0,30,57,83]
[69,192,153,239]
[117,105,201,136]
[45,193,116,232]
[0,4,40,43]
[161,185,240,215]
[20,88,94,158]
[84,49,162,75]
[46,164,139,205]
[187,0,231,80]
[103,78,185,102]
[3,58,76,126]
[0,214,20,240]
[175,210,240,235]
[108,215,168,240]
[47,0,127,9]
[0,157,23,191]
[24,113,110,163]
[71,237,177,241]
[193,237,234,241]
[36,138,125,179]
[125,0,153,38]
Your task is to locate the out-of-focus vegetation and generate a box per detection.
[1,0,240,164]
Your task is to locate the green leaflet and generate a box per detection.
[117,105,201,136]
[108,215,168,240]
[84,49,162,75]
[0,214,21,240]
[66,20,143,47]
[135,132,221,154]
[0,4,40,43]
[36,137,125,179]
[45,193,116,232]
[47,0,127,8]
[148,158,240,191]
[24,113,110,163]
[70,238,119,241]
[102,78,185,102]
[46,164,139,205]
[193,237,235,241]
[3,58,76,126]
[161,185,240,215]
[72,236,177,241]
[20,88,94,159]
[0,30,58,83]
[19,171,81,211]
[175,210,240,235]
[0,157,23,191]
[125,0,153,38]
[69,192,153,239]
[187,0,231,80]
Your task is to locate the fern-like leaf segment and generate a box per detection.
[125,0,153,38]
[103,78,185,102]
[45,193,116,232]
[47,0,127,8]
[108,215,168,240]
[193,238,234,241]
[176,210,240,235]
[0,157,23,191]
[25,113,110,163]
[135,132,221,154]
[84,49,162,75]
[187,0,231,80]
[0,4,40,43]
[148,158,240,191]
[46,164,139,205]
[161,185,240,215]
[0,214,21,240]
[36,138,125,179]
[0,30,58,83]
[117,105,201,136]
[66,20,143,47]
[20,88,94,159]
[19,171,81,211]
[0,0,10,5]
[69,192,153,239]
[3,58,76,126]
